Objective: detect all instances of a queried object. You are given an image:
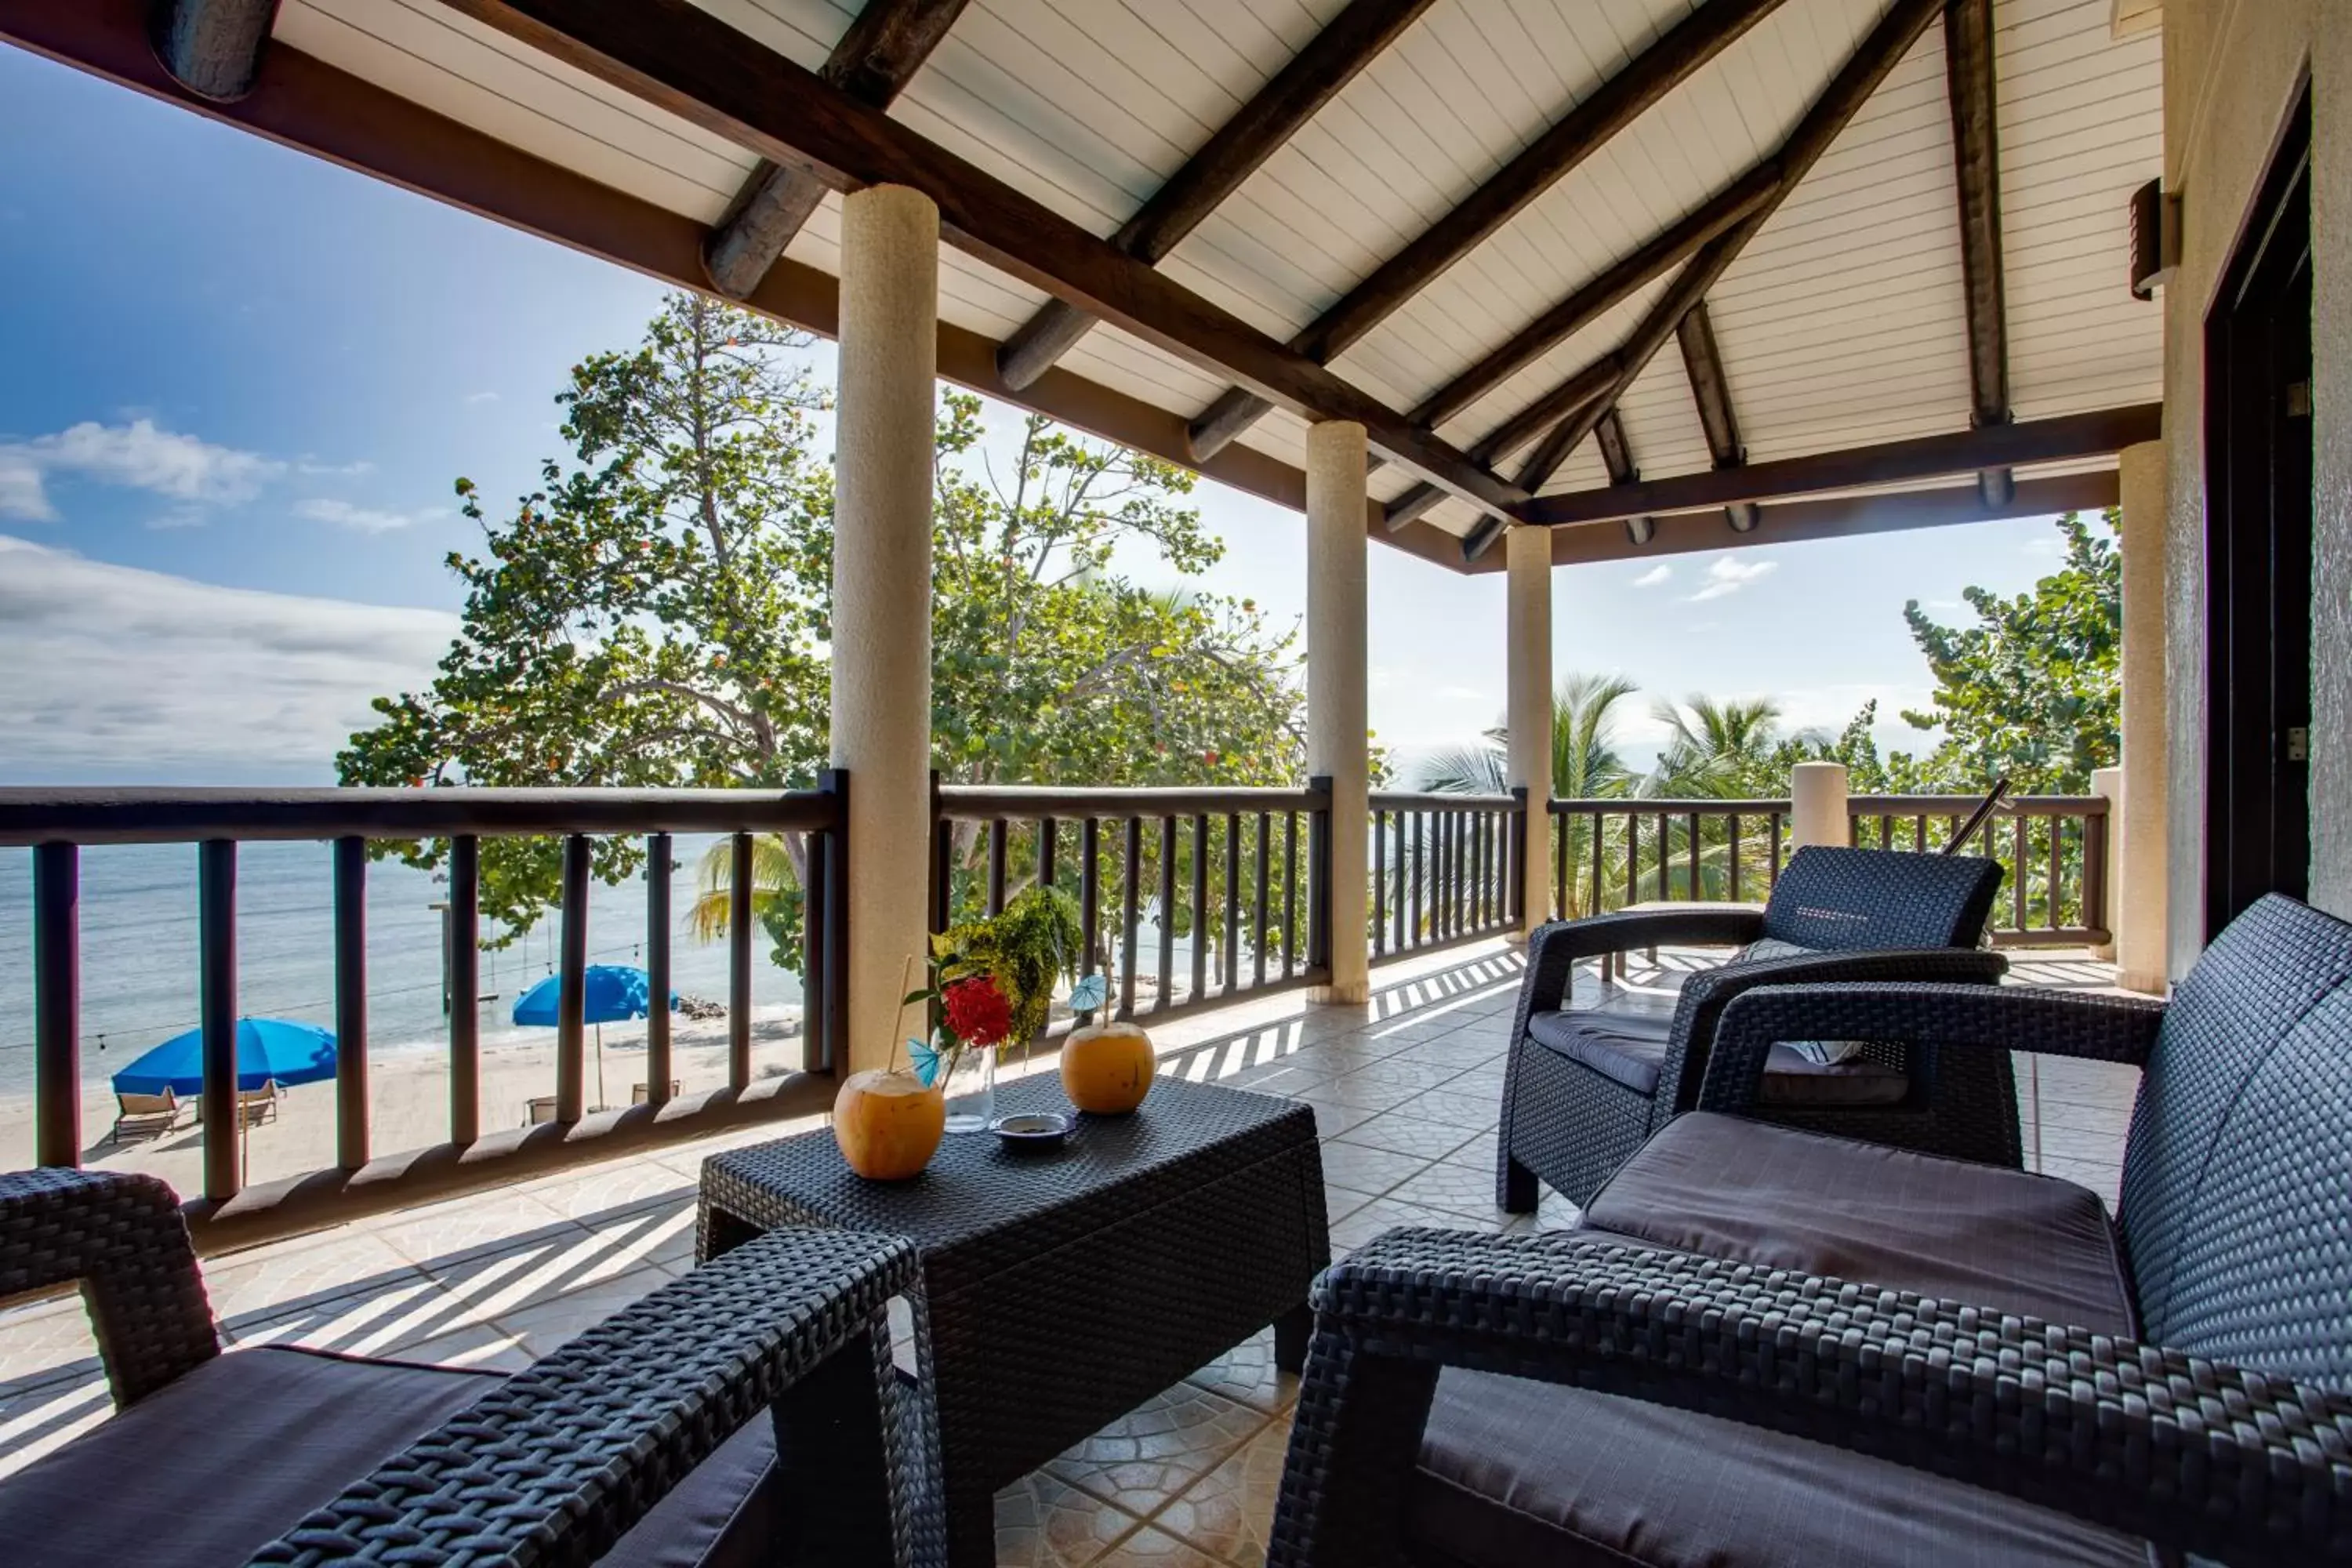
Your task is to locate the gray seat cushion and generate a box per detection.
[1410,1369,2150,1567]
[0,1345,782,1567]
[1585,1112,2138,1335]
[1525,996,1909,1108]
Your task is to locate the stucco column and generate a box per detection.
[1307,421,1370,1004]
[1789,762,1849,850]
[832,185,938,1073]
[2089,765,2123,960]
[1505,524,1553,932]
[2116,440,2169,993]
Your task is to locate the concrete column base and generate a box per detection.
[1308,982,1370,1006]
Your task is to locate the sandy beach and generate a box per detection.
[0,1008,808,1198]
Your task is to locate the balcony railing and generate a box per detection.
[0,784,847,1250]
[1371,791,1526,960]
[933,781,1332,1027]
[1544,793,2111,946]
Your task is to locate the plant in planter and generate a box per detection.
[905,887,1089,1131]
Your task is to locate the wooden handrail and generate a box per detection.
[0,786,840,846]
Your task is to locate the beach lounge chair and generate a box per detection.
[0,1167,945,1566]
[108,1089,187,1143]
[187,1083,280,1129]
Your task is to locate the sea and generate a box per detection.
[0,836,804,1103]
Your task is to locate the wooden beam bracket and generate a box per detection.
[151,0,278,101]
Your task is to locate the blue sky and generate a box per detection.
[0,42,2078,787]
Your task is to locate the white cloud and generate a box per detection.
[1630,564,1671,588]
[463,390,499,405]
[294,497,441,534]
[1682,556,1777,603]
[0,419,281,521]
[0,535,456,781]
[295,457,376,477]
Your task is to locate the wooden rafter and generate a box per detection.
[702,0,969,300]
[1944,0,2013,506]
[1592,409,1655,545]
[996,0,1435,391]
[1674,300,1757,530]
[1406,0,1946,531]
[1185,0,1788,462]
[1479,471,2120,572]
[1382,355,1619,531]
[150,0,278,101]
[434,0,1525,516]
[1514,404,2161,528]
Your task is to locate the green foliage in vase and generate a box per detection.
[924,887,1085,1044]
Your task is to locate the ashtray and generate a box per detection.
[990,1111,1073,1149]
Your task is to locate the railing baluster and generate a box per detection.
[819,769,851,1073]
[1409,811,1423,947]
[986,818,1008,916]
[1282,811,1300,976]
[1655,811,1669,902]
[1190,814,1209,1004]
[1588,811,1602,916]
[728,830,753,1092]
[449,835,480,1145]
[1038,815,1057,896]
[1769,813,1782,886]
[1553,807,1569,919]
[1728,815,1742,902]
[2049,815,2066,931]
[558,833,592,1120]
[1878,811,1894,850]
[797,824,826,1075]
[1914,811,1929,851]
[1437,811,1453,940]
[1254,811,1272,983]
[1625,813,1640,910]
[2013,813,2028,931]
[200,839,238,1201]
[33,841,80,1170]
[1686,811,1700,899]
[1156,815,1178,1011]
[646,832,673,1104]
[932,816,953,934]
[1374,810,1388,956]
[334,836,368,1168]
[1120,816,1142,1019]
[1081,817,1102,974]
[1222,813,1241,994]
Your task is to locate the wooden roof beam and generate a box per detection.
[1674,299,1758,531]
[1457,0,1947,518]
[435,0,1525,516]
[1515,403,2161,528]
[151,0,278,100]
[1944,0,2014,507]
[1592,408,1656,545]
[702,0,969,300]
[996,0,1435,390]
[1185,0,1788,462]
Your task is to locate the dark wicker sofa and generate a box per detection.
[0,1167,946,1566]
[1499,844,2009,1208]
[1271,893,2352,1566]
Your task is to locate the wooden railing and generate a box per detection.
[0,783,847,1249]
[933,781,1331,1026]
[1544,793,2111,946]
[1371,791,1526,960]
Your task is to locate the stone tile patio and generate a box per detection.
[0,940,2135,1564]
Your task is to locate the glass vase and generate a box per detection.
[940,1039,997,1133]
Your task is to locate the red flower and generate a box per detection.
[942,975,1014,1047]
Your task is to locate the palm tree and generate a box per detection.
[687,832,804,946]
[1415,674,1641,919]
[1647,695,1787,799]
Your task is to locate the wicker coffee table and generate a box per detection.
[699,1072,1330,1566]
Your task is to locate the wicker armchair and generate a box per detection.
[1498,844,2009,1209]
[0,1167,946,1567]
[1271,894,2352,1566]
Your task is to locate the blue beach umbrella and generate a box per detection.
[512,966,678,1112]
[510,965,678,1027]
[111,1018,338,1098]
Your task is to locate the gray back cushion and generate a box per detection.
[1758,847,2002,952]
[2121,894,2352,1388]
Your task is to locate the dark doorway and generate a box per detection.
[2203,85,2314,938]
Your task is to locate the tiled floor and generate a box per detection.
[0,941,2137,1564]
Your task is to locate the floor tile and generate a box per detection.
[495,1264,681,1357]
[369,1188,575,1269]
[1332,1112,1478,1162]
[1439,1130,1498,1174]
[1381,1161,1513,1220]
[379,1319,536,1373]
[1153,1415,1292,1568]
[1091,1526,1225,1566]
[200,1228,425,1326]
[1315,1141,1431,1199]
[223,1271,468,1359]
[1328,1198,1461,1255]
[525,1155,699,1221]
[993,1470,1141,1566]
[1321,1184,1371,1225]
[1389,1088,1500,1131]
[1181,1327,1297,1415]
[0,1296,100,1396]
[1305,1075,1428,1112]
[0,1376,113,1481]
[1047,1381,1269,1520]
[1290,1098,1376,1138]
[1334,1057,1467,1092]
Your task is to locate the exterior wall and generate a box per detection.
[2161,0,2352,974]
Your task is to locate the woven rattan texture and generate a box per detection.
[252,1225,946,1566]
[700,1075,1329,1566]
[1269,1229,2352,1567]
[1758,845,2003,951]
[0,1167,220,1406]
